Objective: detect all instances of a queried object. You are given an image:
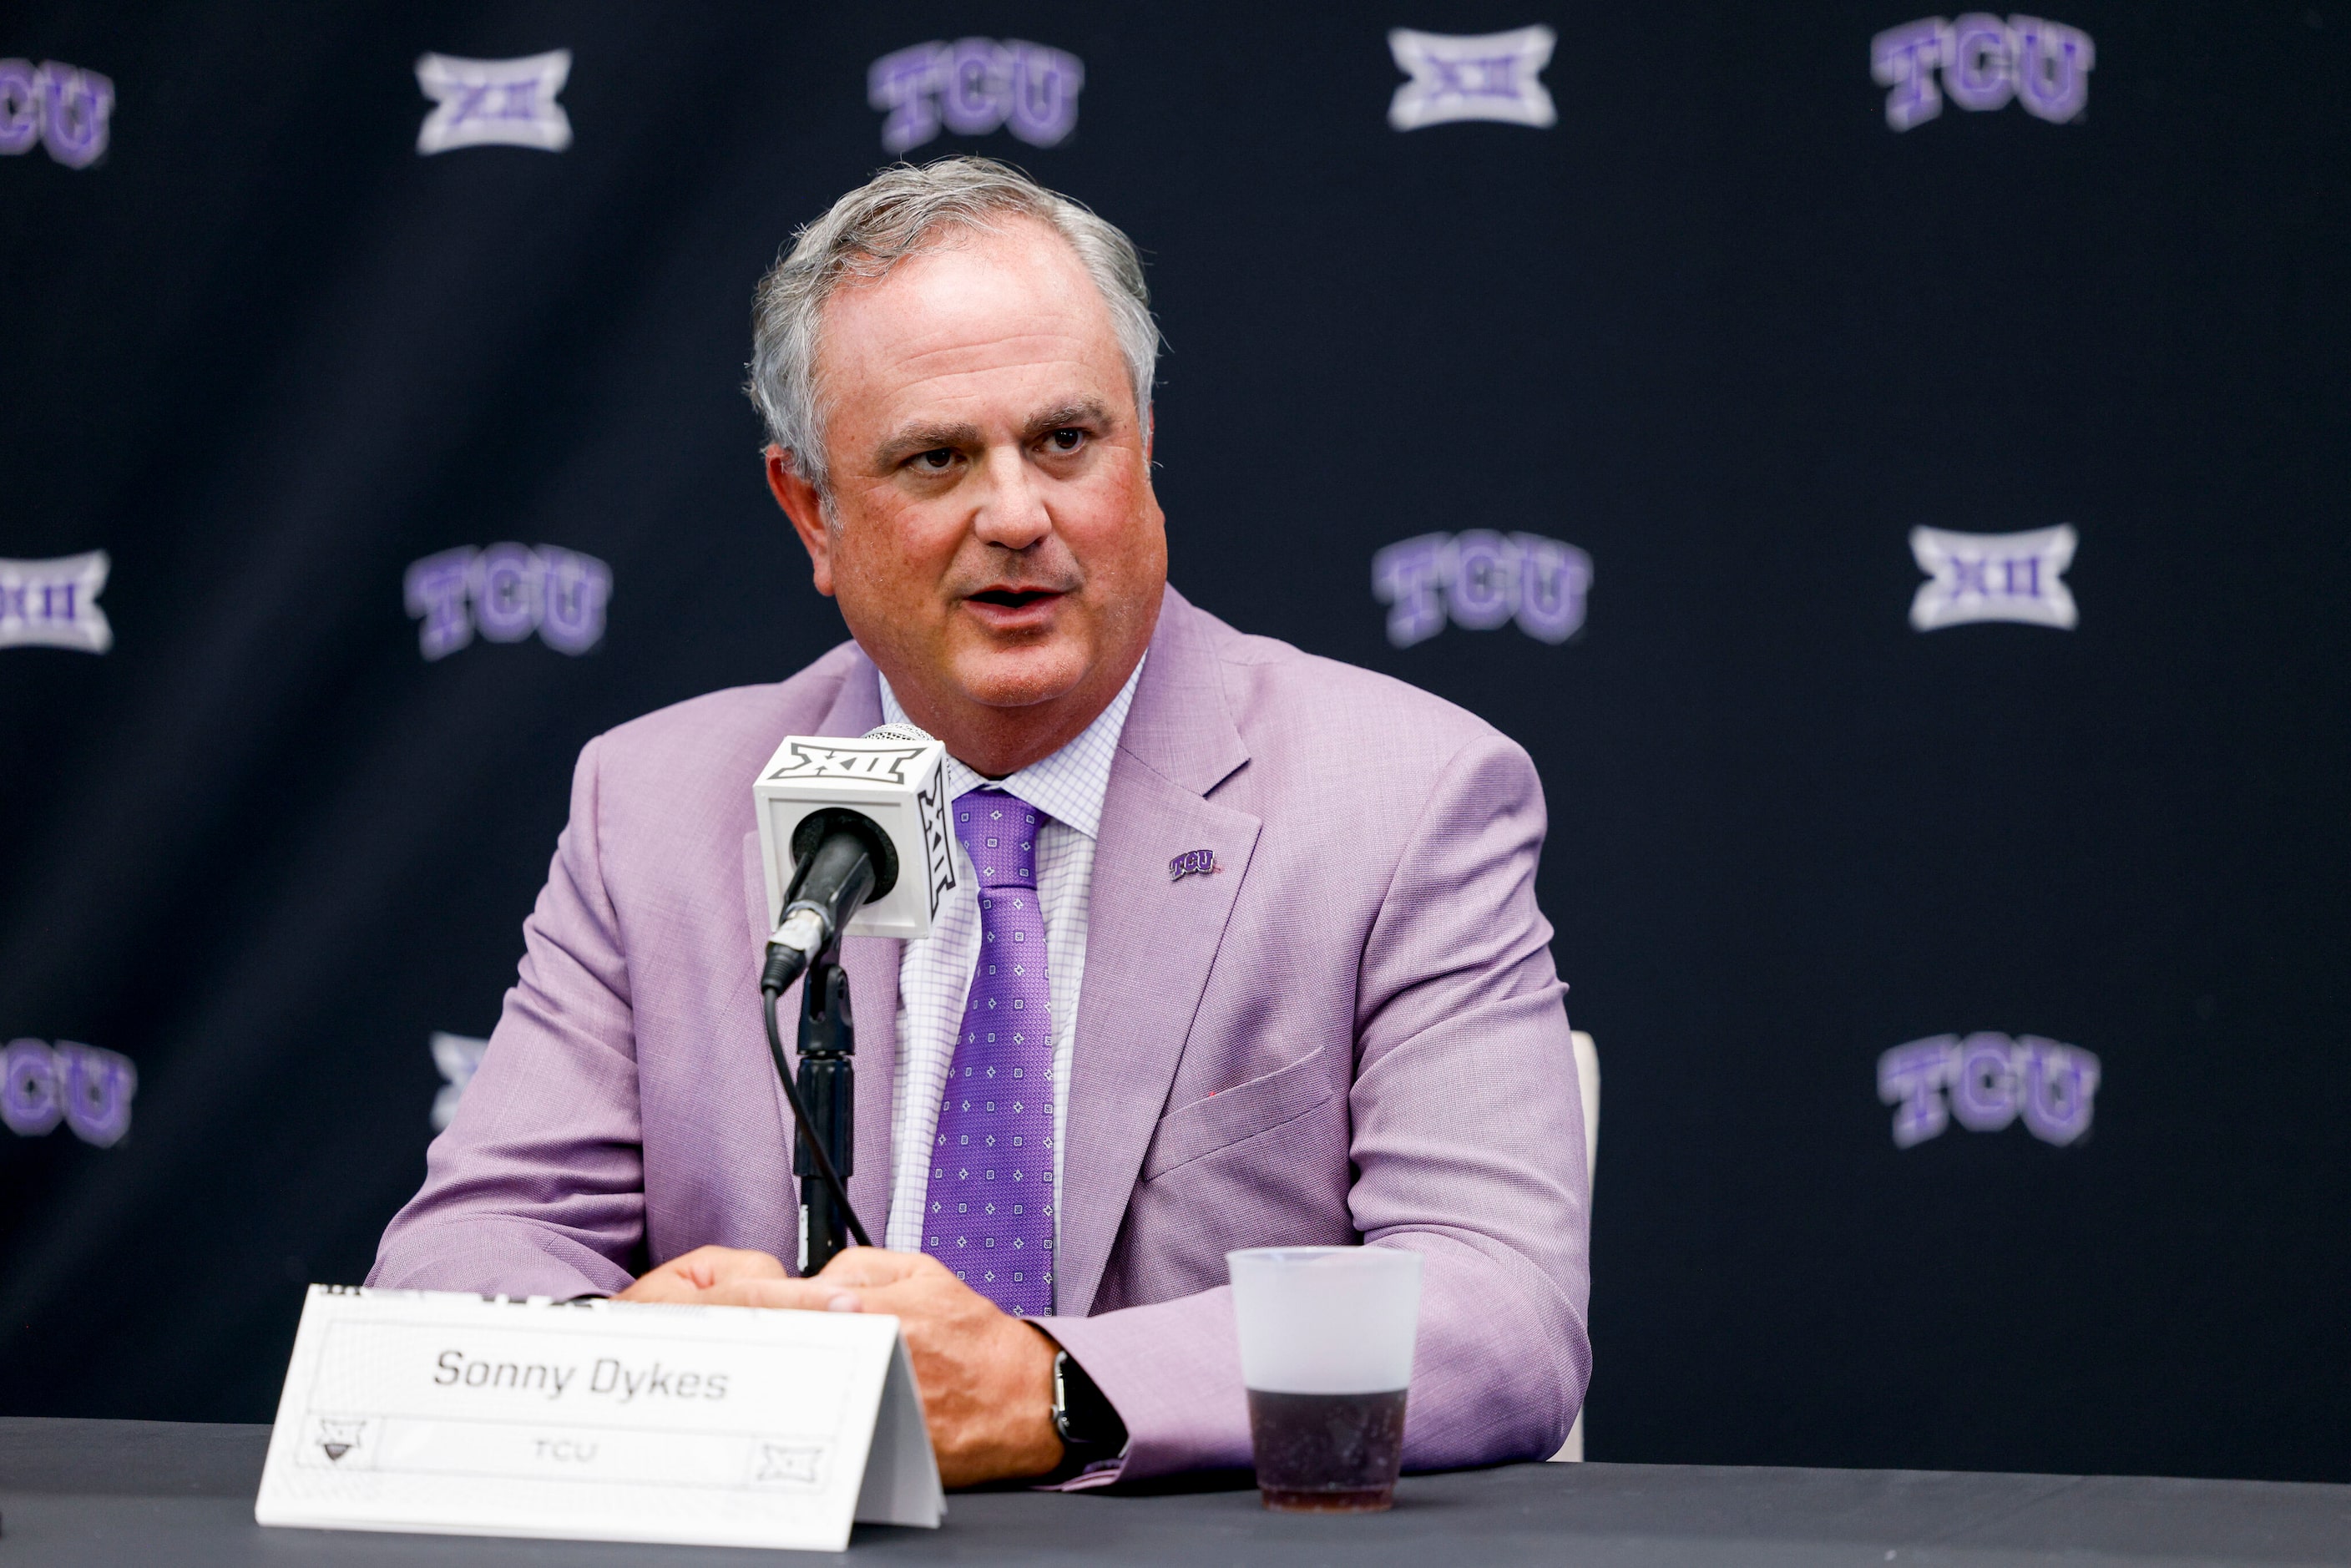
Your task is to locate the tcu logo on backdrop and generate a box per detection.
[0,59,114,168]
[1878,1033,2100,1148]
[415,50,574,154]
[1910,525,2077,630]
[403,544,610,660]
[3,1039,138,1147]
[1871,16,2094,131]
[1,552,113,653]
[1373,531,1590,649]
[1388,26,1558,131]
[868,40,1084,154]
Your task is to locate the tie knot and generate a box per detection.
[953,788,1041,890]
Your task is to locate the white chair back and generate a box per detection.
[1551,1029,1599,1462]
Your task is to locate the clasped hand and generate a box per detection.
[616,1246,1064,1487]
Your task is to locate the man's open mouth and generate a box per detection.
[968,589,1059,609]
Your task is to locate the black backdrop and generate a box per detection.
[3,1,2347,1484]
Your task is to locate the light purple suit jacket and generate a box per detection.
[372,586,1590,1481]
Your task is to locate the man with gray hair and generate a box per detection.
[373,156,1590,1489]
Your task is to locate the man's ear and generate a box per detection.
[766,445,837,599]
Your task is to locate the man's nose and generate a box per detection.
[968,443,1053,551]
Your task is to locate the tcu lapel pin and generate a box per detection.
[1168,848,1217,882]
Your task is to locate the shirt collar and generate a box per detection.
[877,655,1145,841]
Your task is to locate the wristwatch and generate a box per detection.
[1048,1349,1127,1479]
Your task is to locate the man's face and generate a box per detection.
[771,219,1165,768]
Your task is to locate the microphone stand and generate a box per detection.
[792,943,858,1274]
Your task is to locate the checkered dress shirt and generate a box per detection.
[877,659,1145,1256]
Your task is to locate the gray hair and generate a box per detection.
[747,156,1158,493]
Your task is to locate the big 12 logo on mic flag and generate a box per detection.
[755,731,955,942]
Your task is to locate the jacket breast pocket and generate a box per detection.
[1139,1048,1337,1183]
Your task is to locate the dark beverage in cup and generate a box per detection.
[1245,1388,1409,1511]
[1227,1247,1424,1514]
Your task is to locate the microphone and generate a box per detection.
[754,721,955,993]
[748,721,955,1268]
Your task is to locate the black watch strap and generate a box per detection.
[1049,1349,1127,1478]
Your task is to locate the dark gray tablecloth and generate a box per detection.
[2,1418,2344,1566]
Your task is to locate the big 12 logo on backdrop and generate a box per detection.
[1909,525,2077,630]
[0,551,113,652]
[1386,25,1558,130]
[414,50,573,154]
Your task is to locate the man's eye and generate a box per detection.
[1049,428,1085,453]
[916,448,956,471]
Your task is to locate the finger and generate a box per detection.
[816,1247,929,1287]
[682,1247,791,1287]
[613,1272,700,1304]
[696,1278,865,1313]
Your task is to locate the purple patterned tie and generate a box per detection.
[921,788,1054,1317]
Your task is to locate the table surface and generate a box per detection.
[2,1418,2346,1567]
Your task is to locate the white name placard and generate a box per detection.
[255,1287,943,1552]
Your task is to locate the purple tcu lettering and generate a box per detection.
[59,1042,136,1146]
[868,38,1084,152]
[1167,848,1216,882]
[0,60,39,155]
[1879,1032,2100,1147]
[1870,19,1947,131]
[406,544,610,660]
[2,1037,63,1136]
[1943,14,2015,112]
[1949,1030,2020,1131]
[0,60,113,167]
[870,43,946,153]
[2,1039,136,1146]
[538,546,612,655]
[1872,16,2091,131]
[2010,16,2094,124]
[1373,531,1592,648]
[1878,1035,1959,1148]
[1372,534,1449,649]
[403,548,475,660]
[2017,1036,2099,1145]
[37,61,113,168]
[1444,531,1519,630]
[941,38,1012,137]
[1513,533,1592,644]
[1006,42,1083,148]
[471,543,542,642]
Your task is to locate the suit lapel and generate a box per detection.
[738,650,902,1263]
[1059,590,1257,1316]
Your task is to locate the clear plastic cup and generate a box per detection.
[1227,1246,1423,1512]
